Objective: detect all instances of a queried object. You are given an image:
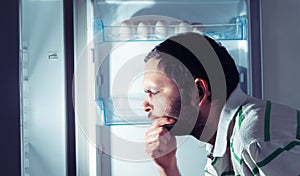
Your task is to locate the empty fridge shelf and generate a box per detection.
[96,96,151,126]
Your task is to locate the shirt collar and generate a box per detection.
[212,87,247,157]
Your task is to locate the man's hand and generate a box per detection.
[144,117,180,176]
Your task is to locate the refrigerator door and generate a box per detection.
[19,0,67,176]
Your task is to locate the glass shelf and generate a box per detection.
[94,16,247,42]
[96,96,151,126]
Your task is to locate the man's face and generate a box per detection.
[142,58,181,121]
[143,58,205,136]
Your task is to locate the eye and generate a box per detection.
[144,89,160,96]
[152,91,160,95]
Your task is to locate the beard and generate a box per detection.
[146,88,208,138]
[147,94,181,120]
[162,96,207,137]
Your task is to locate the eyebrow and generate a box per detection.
[144,89,152,93]
[144,85,159,93]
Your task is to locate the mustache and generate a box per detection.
[147,112,179,120]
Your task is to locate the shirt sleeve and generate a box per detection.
[242,140,300,176]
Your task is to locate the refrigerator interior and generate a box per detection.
[93,0,249,126]
[72,0,251,176]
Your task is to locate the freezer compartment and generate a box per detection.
[96,96,150,126]
[94,16,247,42]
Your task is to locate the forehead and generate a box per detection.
[144,58,163,75]
[144,58,172,85]
[144,58,161,71]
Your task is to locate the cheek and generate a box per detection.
[150,95,168,116]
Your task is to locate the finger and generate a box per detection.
[145,137,177,159]
[158,133,171,145]
[148,124,166,133]
[145,126,165,139]
[162,130,172,141]
[145,127,169,143]
[145,125,174,144]
[152,117,176,127]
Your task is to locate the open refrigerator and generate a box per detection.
[19,0,262,176]
[72,0,262,176]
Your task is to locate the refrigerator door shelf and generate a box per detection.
[94,17,247,42]
[96,96,151,126]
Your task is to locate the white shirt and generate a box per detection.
[204,87,300,176]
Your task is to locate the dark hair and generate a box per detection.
[144,32,239,100]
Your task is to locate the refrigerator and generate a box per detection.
[71,0,262,176]
[18,0,264,176]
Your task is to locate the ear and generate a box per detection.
[194,78,210,108]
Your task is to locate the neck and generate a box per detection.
[192,100,223,146]
[207,132,216,145]
[191,127,216,145]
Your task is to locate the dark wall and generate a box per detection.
[0,0,21,175]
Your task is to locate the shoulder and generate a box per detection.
[236,97,268,145]
[236,96,299,146]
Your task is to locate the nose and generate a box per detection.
[142,98,153,113]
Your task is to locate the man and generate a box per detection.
[143,32,300,176]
